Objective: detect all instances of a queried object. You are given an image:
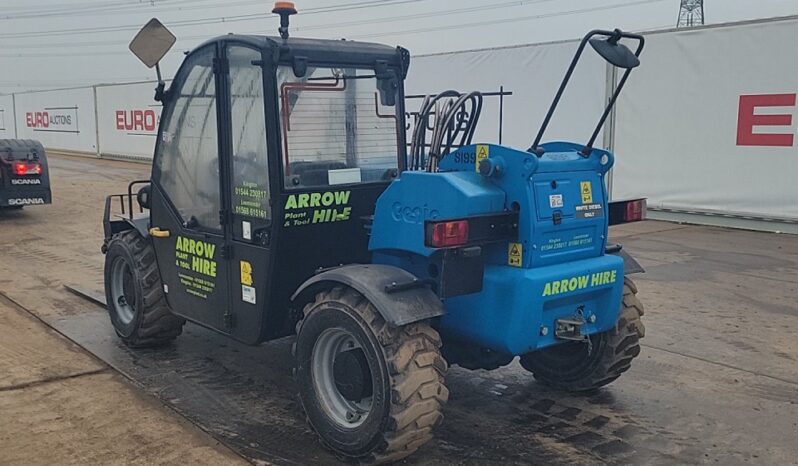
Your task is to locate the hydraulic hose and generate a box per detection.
[408,90,483,172]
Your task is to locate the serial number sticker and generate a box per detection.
[242,285,256,304]
[508,242,523,267]
[549,194,563,208]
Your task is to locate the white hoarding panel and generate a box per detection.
[96,81,162,160]
[0,95,15,138]
[613,18,798,221]
[407,40,608,151]
[13,87,98,154]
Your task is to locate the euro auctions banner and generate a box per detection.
[96,81,165,160]
[0,95,15,139]
[14,87,97,153]
[613,17,798,221]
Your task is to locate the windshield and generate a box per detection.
[277,66,400,189]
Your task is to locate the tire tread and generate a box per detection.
[521,277,645,392]
[296,287,448,464]
[107,230,184,348]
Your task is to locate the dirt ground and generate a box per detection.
[0,294,247,466]
[1,153,797,465]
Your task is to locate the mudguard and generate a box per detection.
[291,264,445,327]
[608,247,645,275]
[102,211,150,254]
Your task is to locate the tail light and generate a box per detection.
[624,199,646,222]
[13,162,42,176]
[426,220,469,248]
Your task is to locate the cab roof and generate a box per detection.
[197,34,409,74]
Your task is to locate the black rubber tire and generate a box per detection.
[520,277,645,392]
[294,286,448,464]
[104,230,185,348]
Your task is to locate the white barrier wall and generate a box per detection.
[96,82,164,160]
[408,40,609,149]
[613,18,798,221]
[13,87,98,154]
[0,95,15,139]
[5,16,798,227]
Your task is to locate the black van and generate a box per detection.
[0,139,52,209]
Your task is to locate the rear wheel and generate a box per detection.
[294,286,448,464]
[104,230,184,347]
[520,277,645,392]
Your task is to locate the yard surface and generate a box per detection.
[0,153,796,465]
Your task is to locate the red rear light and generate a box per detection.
[13,162,41,176]
[428,220,469,248]
[624,199,647,222]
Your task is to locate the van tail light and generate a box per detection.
[624,199,647,222]
[609,198,647,225]
[426,220,469,248]
[13,162,42,176]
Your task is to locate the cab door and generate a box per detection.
[221,44,274,344]
[149,43,233,333]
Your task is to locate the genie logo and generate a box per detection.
[391,201,440,224]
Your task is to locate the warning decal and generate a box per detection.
[508,242,523,267]
[580,181,593,204]
[240,261,256,304]
[476,145,489,172]
[240,260,253,286]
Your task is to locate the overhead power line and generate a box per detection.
[0,0,267,20]
[0,0,424,36]
[350,0,669,39]
[0,0,661,58]
[4,0,564,49]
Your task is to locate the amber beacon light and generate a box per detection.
[273,2,298,40]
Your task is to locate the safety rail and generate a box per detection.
[102,179,150,242]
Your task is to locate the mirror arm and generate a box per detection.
[528,32,595,155]
[580,67,632,157]
[528,29,644,157]
[153,62,167,102]
[580,33,645,157]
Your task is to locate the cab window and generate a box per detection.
[277,66,400,189]
[154,47,220,231]
[229,46,270,224]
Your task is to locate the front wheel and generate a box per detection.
[520,277,645,392]
[104,230,185,348]
[294,286,448,464]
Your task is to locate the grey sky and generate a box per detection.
[1,0,796,94]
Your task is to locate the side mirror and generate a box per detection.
[590,36,640,69]
[129,18,176,68]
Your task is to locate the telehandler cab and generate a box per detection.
[103,4,647,462]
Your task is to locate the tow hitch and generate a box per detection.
[555,317,586,341]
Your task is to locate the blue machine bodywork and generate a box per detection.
[369,142,625,356]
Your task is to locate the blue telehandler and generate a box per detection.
[103,3,647,463]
